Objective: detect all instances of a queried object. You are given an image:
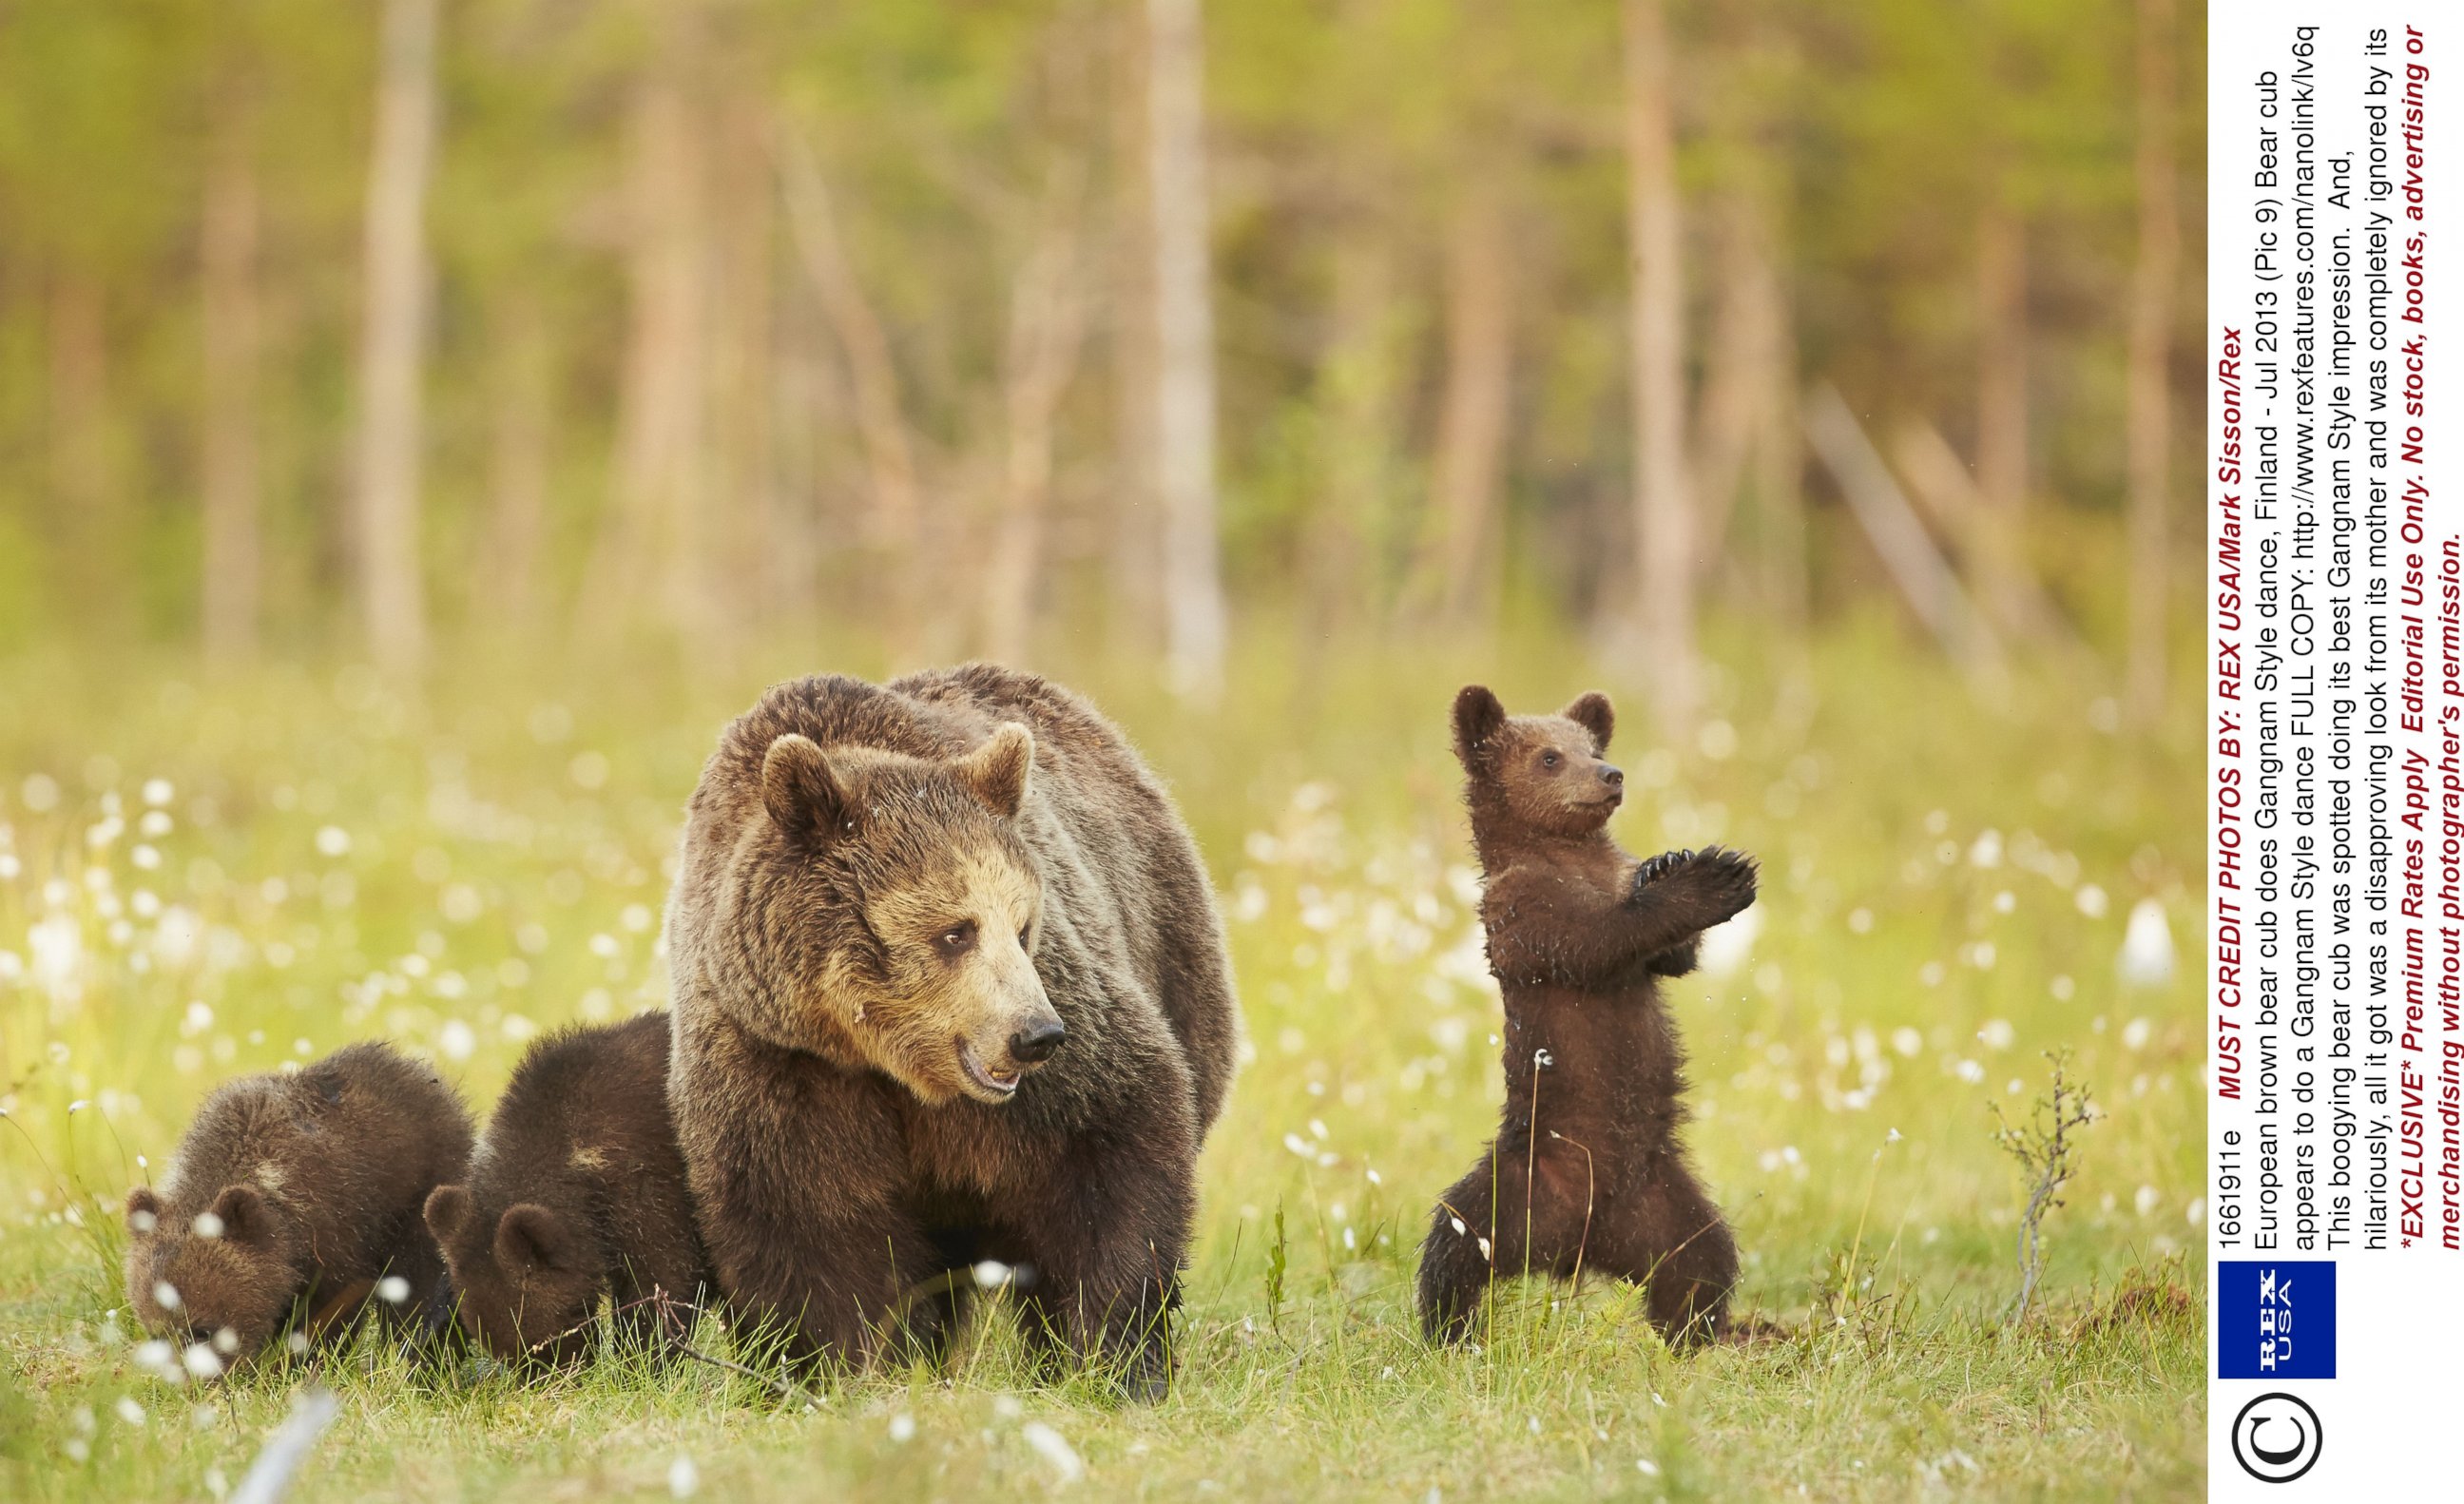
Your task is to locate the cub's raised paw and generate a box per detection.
[1633,849,1695,891]
[1684,845,1760,924]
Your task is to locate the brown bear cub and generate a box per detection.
[124,1041,472,1366]
[1417,686,1755,1348]
[423,1012,710,1366]
[666,665,1241,1398]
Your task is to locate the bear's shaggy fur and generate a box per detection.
[1417,686,1755,1347]
[424,1012,710,1366]
[124,1042,472,1363]
[665,665,1239,1395]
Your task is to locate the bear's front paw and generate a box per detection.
[1633,849,1694,892]
[1684,845,1760,923]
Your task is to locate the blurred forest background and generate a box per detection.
[0,0,2201,717]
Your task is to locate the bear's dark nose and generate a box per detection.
[1010,1016,1068,1064]
[1600,763,1625,788]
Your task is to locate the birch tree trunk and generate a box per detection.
[1419,178,1513,625]
[1623,0,1695,725]
[202,109,260,660]
[353,0,437,675]
[1146,0,1226,700]
[2125,0,2179,722]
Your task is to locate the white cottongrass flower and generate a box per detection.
[212,1328,239,1355]
[972,1260,1016,1290]
[153,1280,183,1311]
[2117,899,2175,986]
[1475,1237,1492,1262]
[888,1414,916,1443]
[115,1397,146,1426]
[438,1021,476,1062]
[193,1212,224,1240]
[1020,1420,1085,1484]
[315,826,351,858]
[1450,1216,1468,1236]
[666,1454,700,1498]
[376,1276,411,1305]
[2134,1185,2161,1218]
[1638,1458,1662,1476]
[143,779,174,807]
[1282,1133,1313,1158]
[1886,1128,1903,1144]
[2074,883,2109,918]
[182,1342,223,1380]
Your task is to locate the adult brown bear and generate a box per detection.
[665,665,1239,1396]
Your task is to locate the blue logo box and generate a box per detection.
[2218,1261,2335,1379]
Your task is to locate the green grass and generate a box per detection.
[0,623,2204,1500]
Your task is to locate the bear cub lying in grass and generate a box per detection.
[424,1012,711,1366]
[1418,686,1755,1348]
[124,1042,472,1366]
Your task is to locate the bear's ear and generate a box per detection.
[209,1183,277,1249]
[762,733,855,842]
[1452,685,1508,766]
[494,1203,570,1274]
[124,1186,161,1236]
[952,723,1033,819]
[424,1185,471,1245]
[1561,691,1614,752]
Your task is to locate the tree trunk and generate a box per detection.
[982,183,1089,665]
[354,0,437,675]
[1622,0,1694,725]
[1418,178,1513,625]
[1973,200,2040,642]
[1145,0,1226,700]
[2125,0,2179,722]
[483,292,550,632]
[202,106,260,662]
[780,129,923,644]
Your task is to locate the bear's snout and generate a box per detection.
[1010,1015,1068,1064]
[1598,763,1624,789]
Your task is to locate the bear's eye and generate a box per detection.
[1540,750,1561,770]
[934,920,978,958]
[1017,923,1032,951]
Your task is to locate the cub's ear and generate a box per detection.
[952,723,1034,819]
[761,733,855,841]
[124,1186,162,1236]
[209,1183,277,1248]
[1562,691,1614,751]
[1452,685,1508,765]
[423,1185,471,1245]
[494,1204,570,1274]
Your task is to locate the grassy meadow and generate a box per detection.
[0,627,2204,1500]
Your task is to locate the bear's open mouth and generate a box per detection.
[957,1042,1022,1098]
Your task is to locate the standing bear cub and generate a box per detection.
[424,1012,710,1366]
[1417,686,1755,1348]
[124,1042,472,1365]
[665,665,1240,1398]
